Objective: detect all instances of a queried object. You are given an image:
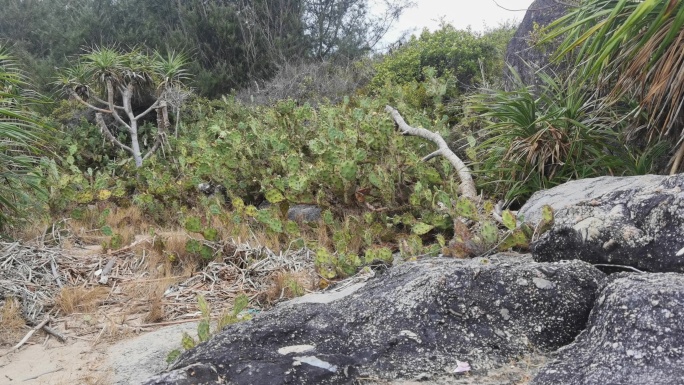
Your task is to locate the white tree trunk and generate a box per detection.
[129,122,143,168]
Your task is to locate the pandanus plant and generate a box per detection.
[545,0,684,174]
[57,46,191,168]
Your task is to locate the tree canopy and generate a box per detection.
[0,0,411,97]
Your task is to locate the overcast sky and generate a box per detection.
[377,0,535,44]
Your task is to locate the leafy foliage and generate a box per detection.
[545,0,684,172]
[0,46,49,228]
[0,0,412,98]
[371,24,515,93]
[470,69,642,203]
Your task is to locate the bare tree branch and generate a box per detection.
[105,80,132,131]
[135,100,161,121]
[385,105,477,199]
[69,91,111,114]
[96,113,134,153]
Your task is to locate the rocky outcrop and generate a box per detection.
[532,273,684,385]
[142,255,605,385]
[504,0,571,89]
[520,174,684,273]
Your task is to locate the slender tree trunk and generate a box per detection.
[129,121,143,168]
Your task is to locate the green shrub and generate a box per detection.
[370,24,514,93]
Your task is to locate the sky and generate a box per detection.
[377,0,536,44]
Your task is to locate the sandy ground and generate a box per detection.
[0,338,108,385]
[0,321,199,385]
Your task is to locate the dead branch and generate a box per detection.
[96,113,134,153]
[0,317,50,357]
[385,106,477,198]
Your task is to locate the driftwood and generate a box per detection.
[385,106,477,198]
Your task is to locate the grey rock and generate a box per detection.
[257,202,322,222]
[532,273,684,385]
[504,0,570,90]
[520,174,684,272]
[108,322,200,385]
[287,204,321,222]
[519,174,667,224]
[142,255,605,385]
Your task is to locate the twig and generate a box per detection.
[0,317,50,357]
[139,318,207,328]
[593,264,645,273]
[107,236,152,255]
[25,318,66,343]
[50,257,63,288]
[385,106,477,198]
[42,325,66,342]
[22,367,63,381]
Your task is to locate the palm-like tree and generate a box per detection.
[57,47,191,168]
[546,0,684,173]
[0,46,48,227]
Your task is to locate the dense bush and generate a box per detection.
[470,71,663,204]
[371,24,515,93]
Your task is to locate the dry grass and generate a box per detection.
[54,286,110,315]
[263,270,315,304]
[0,298,26,345]
[155,231,200,273]
[10,219,50,243]
[67,204,150,248]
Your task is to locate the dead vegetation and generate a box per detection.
[0,219,317,355]
[0,298,25,345]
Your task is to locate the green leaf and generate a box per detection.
[203,228,218,241]
[502,210,517,230]
[197,294,210,318]
[481,221,499,245]
[101,225,113,236]
[455,197,477,219]
[181,332,196,350]
[412,222,434,235]
[339,160,358,181]
[185,239,202,254]
[197,320,210,342]
[265,189,285,204]
[233,294,249,315]
[322,210,334,225]
[200,245,214,260]
[541,205,554,223]
[436,233,446,247]
[284,220,300,235]
[166,349,181,364]
[245,205,258,217]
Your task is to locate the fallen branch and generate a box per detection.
[0,317,50,357]
[26,318,66,343]
[385,106,477,198]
